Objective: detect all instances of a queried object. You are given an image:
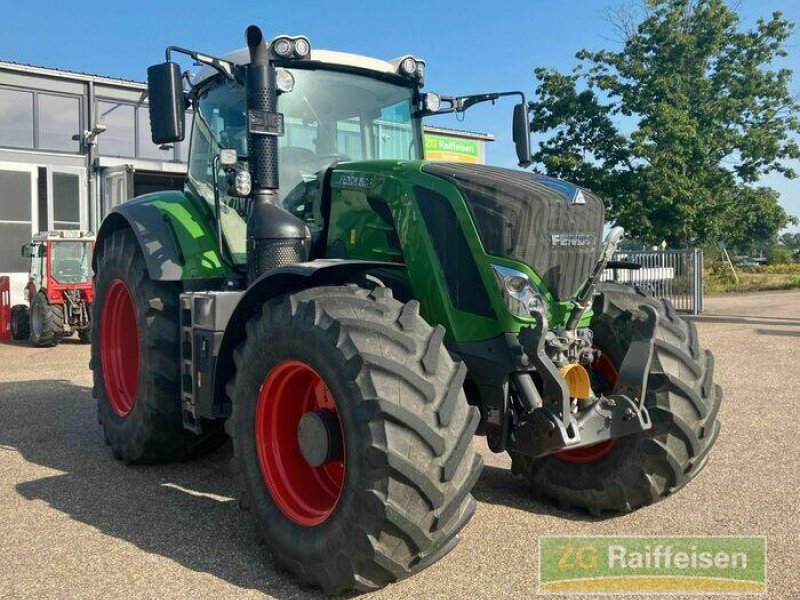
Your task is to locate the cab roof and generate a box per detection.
[194,47,414,85]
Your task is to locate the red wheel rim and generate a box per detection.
[556,350,618,463]
[100,278,139,417]
[256,360,345,526]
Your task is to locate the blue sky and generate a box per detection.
[2,0,798,224]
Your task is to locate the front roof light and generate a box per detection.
[400,57,417,76]
[294,37,310,57]
[273,38,293,57]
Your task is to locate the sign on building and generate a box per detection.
[423,133,484,164]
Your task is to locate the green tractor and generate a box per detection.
[91,26,722,594]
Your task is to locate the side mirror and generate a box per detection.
[20,244,30,258]
[513,102,532,167]
[146,61,186,144]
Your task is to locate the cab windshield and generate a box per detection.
[50,241,93,284]
[188,68,421,262]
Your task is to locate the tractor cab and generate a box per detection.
[24,231,95,291]
[186,55,425,262]
[11,230,95,346]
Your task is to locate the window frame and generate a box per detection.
[0,84,86,154]
[95,97,183,162]
[0,161,38,274]
[47,166,87,230]
[35,90,84,153]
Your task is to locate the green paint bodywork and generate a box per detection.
[124,190,228,280]
[325,160,592,343]
[117,162,592,343]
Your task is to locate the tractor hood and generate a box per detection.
[422,163,605,301]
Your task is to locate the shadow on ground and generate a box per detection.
[471,464,613,522]
[690,314,800,327]
[1,379,606,597]
[1,379,315,600]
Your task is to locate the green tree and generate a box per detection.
[529,0,799,247]
[779,231,800,251]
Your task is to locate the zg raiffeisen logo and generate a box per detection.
[538,536,766,594]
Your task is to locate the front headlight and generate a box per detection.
[491,264,548,317]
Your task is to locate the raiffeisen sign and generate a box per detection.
[423,127,493,163]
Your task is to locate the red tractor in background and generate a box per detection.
[10,231,95,347]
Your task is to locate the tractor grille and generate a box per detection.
[422,163,605,301]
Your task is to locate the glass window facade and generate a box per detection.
[0,170,32,221]
[52,172,81,229]
[0,222,31,272]
[137,106,174,160]
[0,87,34,148]
[97,100,135,157]
[0,168,33,273]
[38,93,81,152]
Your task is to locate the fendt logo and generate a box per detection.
[551,233,596,247]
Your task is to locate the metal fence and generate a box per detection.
[602,248,704,315]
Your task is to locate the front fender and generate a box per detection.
[210,259,404,418]
[93,192,227,281]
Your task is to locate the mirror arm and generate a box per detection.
[418,90,527,117]
[166,46,235,80]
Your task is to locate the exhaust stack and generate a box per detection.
[244,25,308,282]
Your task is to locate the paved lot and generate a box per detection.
[2,290,799,599]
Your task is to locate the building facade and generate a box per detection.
[0,60,492,304]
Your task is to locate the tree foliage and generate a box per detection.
[529,0,799,247]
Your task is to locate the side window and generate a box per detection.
[188,82,248,263]
[375,101,414,159]
[336,118,362,160]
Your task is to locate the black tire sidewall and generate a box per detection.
[233,322,382,563]
[10,305,30,340]
[30,292,61,346]
[92,229,185,461]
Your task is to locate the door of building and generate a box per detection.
[100,164,134,219]
[0,162,38,306]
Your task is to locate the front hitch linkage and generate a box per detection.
[509,308,656,459]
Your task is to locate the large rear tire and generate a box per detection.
[511,283,722,514]
[10,305,30,340]
[30,292,63,347]
[227,285,483,594]
[91,228,224,463]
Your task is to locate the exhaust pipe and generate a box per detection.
[244,25,308,282]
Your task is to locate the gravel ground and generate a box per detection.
[1,290,798,599]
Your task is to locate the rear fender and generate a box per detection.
[210,260,404,419]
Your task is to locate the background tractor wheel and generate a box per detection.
[30,291,63,347]
[91,228,225,463]
[10,305,30,340]
[227,285,483,595]
[511,282,722,514]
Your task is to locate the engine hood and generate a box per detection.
[421,163,605,301]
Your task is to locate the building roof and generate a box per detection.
[0,59,146,89]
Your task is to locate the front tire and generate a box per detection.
[10,305,30,340]
[92,228,223,463]
[30,292,62,347]
[227,285,483,594]
[511,283,722,514]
